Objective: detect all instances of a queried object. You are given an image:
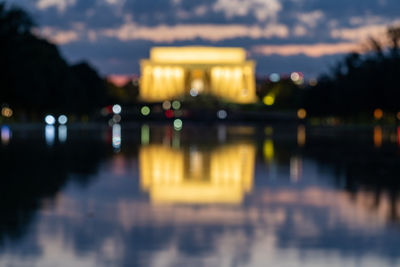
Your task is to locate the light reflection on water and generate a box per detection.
[140,143,255,204]
[45,125,55,146]
[1,125,11,145]
[58,125,67,143]
[1,124,400,266]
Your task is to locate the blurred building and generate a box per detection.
[139,143,255,204]
[140,47,257,103]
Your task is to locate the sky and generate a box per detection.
[5,0,400,78]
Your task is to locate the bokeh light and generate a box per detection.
[172,101,181,110]
[290,72,300,82]
[374,109,383,120]
[1,107,13,118]
[162,101,171,110]
[263,95,275,106]
[165,110,174,118]
[45,115,56,125]
[297,109,307,120]
[190,88,198,97]
[217,110,228,119]
[113,114,121,123]
[112,104,122,114]
[58,115,68,125]
[173,119,183,130]
[269,73,280,82]
[141,106,151,116]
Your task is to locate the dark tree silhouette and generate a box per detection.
[305,25,400,118]
[0,3,110,118]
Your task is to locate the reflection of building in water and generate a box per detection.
[139,143,255,204]
[140,47,257,104]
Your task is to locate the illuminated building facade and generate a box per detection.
[140,47,257,104]
[139,143,255,204]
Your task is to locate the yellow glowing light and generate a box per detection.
[213,68,221,77]
[234,68,241,77]
[139,46,257,104]
[153,67,162,77]
[139,144,255,204]
[165,67,172,76]
[297,108,307,119]
[263,95,275,106]
[263,139,274,162]
[374,109,383,120]
[150,46,246,64]
[1,107,13,118]
[174,68,182,77]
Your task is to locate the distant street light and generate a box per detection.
[45,115,56,125]
[112,104,122,115]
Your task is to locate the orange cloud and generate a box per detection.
[252,42,360,57]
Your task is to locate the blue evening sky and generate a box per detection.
[5,0,400,78]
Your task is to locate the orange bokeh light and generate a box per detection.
[373,109,383,120]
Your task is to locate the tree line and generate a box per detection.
[304,26,400,118]
[0,3,133,119]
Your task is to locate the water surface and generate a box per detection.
[1,124,400,267]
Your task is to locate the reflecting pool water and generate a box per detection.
[1,124,400,267]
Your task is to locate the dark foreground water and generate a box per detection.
[1,123,400,267]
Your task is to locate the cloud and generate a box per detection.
[102,23,289,42]
[213,0,282,22]
[331,22,400,42]
[39,27,80,45]
[297,10,324,28]
[104,0,125,5]
[36,0,76,12]
[349,15,385,26]
[293,25,307,37]
[193,5,208,17]
[252,43,360,57]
